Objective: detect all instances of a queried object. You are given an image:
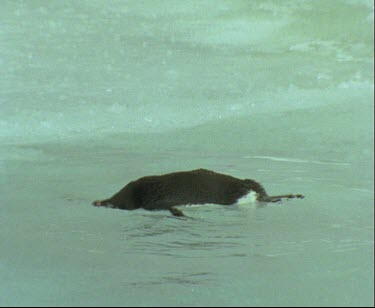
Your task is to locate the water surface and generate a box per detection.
[1,0,373,306]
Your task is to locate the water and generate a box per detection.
[1,0,374,306]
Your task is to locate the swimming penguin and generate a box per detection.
[92,169,304,217]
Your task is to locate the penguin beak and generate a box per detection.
[92,200,107,207]
[92,200,115,208]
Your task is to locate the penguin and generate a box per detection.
[92,168,304,217]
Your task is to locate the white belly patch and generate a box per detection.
[235,191,259,205]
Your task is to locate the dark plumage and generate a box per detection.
[92,169,304,217]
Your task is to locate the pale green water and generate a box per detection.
[1,1,374,306]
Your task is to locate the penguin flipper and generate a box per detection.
[169,207,185,217]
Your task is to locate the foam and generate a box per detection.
[247,156,351,166]
[235,191,259,205]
